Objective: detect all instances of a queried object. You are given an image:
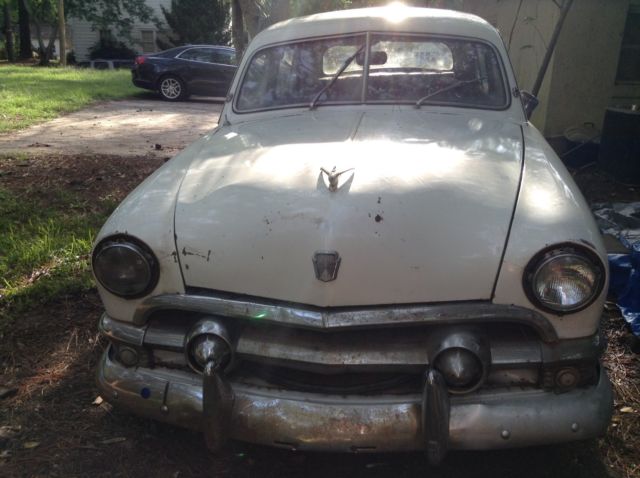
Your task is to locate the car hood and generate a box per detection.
[174,109,523,307]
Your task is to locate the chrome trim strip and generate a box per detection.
[133,293,559,342]
[100,313,603,373]
[97,350,613,452]
[235,325,542,370]
[100,314,145,346]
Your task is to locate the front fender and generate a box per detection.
[492,124,608,339]
[93,133,219,323]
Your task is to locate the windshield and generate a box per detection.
[236,35,365,111]
[235,33,508,112]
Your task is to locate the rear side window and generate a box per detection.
[179,48,215,63]
[213,50,236,65]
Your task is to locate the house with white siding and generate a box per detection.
[68,0,171,61]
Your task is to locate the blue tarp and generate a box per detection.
[593,203,640,337]
[609,246,640,337]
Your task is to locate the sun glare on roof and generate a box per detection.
[384,2,411,23]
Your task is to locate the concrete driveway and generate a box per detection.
[0,97,223,158]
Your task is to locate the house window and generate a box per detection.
[99,29,113,42]
[140,30,156,53]
[616,5,640,83]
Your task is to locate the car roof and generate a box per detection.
[177,45,235,51]
[251,6,501,49]
[154,45,235,57]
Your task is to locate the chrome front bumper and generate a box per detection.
[97,348,613,452]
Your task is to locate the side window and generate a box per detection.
[180,48,214,63]
[213,50,236,66]
[616,5,640,83]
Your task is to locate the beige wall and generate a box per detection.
[464,0,639,137]
[545,0,629,137]
[464,0,560,131]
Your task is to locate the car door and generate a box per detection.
[175,47,217,95]
[210,49,238,97]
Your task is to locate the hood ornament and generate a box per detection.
[313,251,341,282]
[320,166,354,192]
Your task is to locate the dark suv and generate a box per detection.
[132,45,237,101]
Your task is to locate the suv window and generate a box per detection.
[179,48,215,63]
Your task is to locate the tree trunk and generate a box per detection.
[238,0,260,42]
[231,0,245,59]
[3,1,16,62]
[33,20,46,63]
[44,24,58,65]
[18,0,32,59]
[58,0,66,65]
[34,20,57,66]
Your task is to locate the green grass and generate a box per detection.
[0,65,138,133]
[0,185,115,318]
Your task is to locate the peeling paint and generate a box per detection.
[182,246,210,261]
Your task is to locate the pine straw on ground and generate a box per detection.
[600,309,640,478]
[0,153,167,208]
[573,165,640,478]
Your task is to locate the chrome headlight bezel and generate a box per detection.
[523,244,605,315]
[92,235,159,299]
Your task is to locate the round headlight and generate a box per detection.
[525,245,604,313]
[92,236,158,298]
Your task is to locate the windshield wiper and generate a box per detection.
[309,44,366,110]
[415,76,487,108]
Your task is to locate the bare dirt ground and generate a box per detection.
[0,95,223,158]
[0,103,638,477]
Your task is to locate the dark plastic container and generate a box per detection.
[598,107,640,183]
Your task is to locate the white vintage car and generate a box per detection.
[93,6,612,463]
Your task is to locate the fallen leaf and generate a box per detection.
[92,396,104,406]
[620,406,634,413]
[0,426,21,439]
[23,441,40,449]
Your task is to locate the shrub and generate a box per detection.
[89,38,137,60]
